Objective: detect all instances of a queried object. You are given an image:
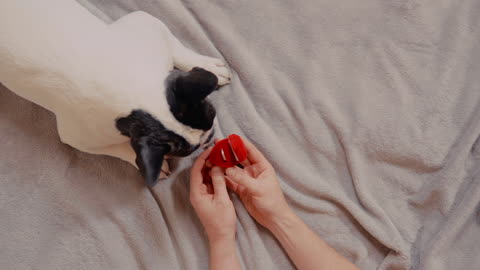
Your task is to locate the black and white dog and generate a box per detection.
[0,0,231,186]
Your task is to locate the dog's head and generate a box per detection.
[116,67,218,187]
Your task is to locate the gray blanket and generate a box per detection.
[1,0,480,269]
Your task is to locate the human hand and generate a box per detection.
[190,148,237,244]
[222,137,294,230]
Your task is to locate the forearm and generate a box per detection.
[209,238,242,270]
[268,211,359,270]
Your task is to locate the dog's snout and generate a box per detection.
[206,130,215,143]
[202,142,214,149]
[201,129,215,149]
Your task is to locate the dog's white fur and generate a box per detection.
[0,0,230,176]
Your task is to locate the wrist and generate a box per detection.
[208,234,236,249]
[265,208,301,236]
[209,236,237,257]
[205,224,236,244]
[208,234,241,270]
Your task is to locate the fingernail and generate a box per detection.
[212,166,223,174]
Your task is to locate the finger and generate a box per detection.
[206,138,222,168]
[200,183,208,195]
[225,178,239,193]
[204,139,223,169]
[239,158,251,167]
[241,137,269,165]
[225,166,257,192]
[211,166,229,201]
[205,160,213,168]
[245,163,263,178]
[237,185,247,196]
[192,147,213,173]
[190,147,213,198]
[206,183,214,195]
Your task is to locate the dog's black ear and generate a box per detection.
[116,110,171,187]
[131,137,170,187]
[174,67,218,102]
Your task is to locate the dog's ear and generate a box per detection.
[116,110,171,187]
[131,136,170,187]
[174,67,218,102]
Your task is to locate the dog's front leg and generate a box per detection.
[114,11,232,85]
[156,17,232,85]
[169,37,232,86]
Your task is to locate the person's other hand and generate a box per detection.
[224,137,293,230]
[190,148,237,243]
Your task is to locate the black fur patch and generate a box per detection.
[165,67,218,131]
[116,110,198,186]
[116,110,197,157]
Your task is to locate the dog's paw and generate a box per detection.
[193,56,231,86]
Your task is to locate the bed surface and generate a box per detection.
[1,0,480,269]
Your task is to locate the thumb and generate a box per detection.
[210,166,229,201]
[225,167,256,192]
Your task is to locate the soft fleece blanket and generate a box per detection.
[1,0,480,269]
